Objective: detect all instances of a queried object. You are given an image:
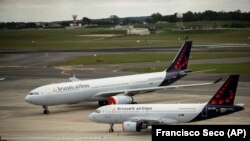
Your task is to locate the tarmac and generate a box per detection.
[0,49,249,141]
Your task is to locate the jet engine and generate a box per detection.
[108,95,133,105]
[122,121,143,132]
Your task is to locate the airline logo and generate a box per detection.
[116,106,152,111]
[209,75,238,105]
[53,84,90,93]
[167,41,191,72]
[174,47,188,70]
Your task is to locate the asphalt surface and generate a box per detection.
[0,49,250,141]
[0,50,250,80]
[0,75,249,141]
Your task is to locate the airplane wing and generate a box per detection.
[69,73,81,82]
[128,116,177,125]
[94,78,222,97]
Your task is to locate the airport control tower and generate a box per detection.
[72,15,78,27]
[176,13,184,29]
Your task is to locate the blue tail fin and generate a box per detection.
[191,75,243,122]
[167,41,192,72]
[208,75,239,106]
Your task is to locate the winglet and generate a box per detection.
[69,73,81,82]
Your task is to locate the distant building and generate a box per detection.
[127,27,150,35]
[114,25,133,30]
[82,24,98,28]
[189,23,222,30]
[36,22,46,28]
[65,23,82,29]
[113,25,150,35]
[156,21,169,24]
[49,23,62,28]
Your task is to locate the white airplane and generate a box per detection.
[25,41,220,114]
[89,75,244,132]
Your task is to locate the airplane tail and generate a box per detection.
[191,75,243,122]
[166,41,192,72]
[159,41,192,86]
[208,75,239,106]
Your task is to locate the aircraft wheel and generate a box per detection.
[43,110,50,114]
[109,123,114,132]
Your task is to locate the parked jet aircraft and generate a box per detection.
[25,41,219,114]
[89,75,244,132]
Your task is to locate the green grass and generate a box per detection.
[51,53,250,66]
[135,21,250,29]
[118,29,250,44]
[0,28,126,49]
[0,26,250,50]
[122,62,250,74]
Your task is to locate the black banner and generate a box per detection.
[152,125,249,141]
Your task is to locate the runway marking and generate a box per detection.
[26,56,68,67]
[0,54,25,62]
[0,77,5,81]
[61,70,71,76]
[194,43,250,48]
[112,70,119,72]
[13,53,49,64]
[2,53,48,66]
[3,136,106,140]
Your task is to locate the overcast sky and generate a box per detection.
[0,0,249,22]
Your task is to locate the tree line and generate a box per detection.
[0,10,249,29]
[145,10,250,23]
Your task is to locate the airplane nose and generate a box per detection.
[25,95,31,103]
[88,113,96,121]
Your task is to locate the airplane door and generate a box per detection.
[201,106,207,117]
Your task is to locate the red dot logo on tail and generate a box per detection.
[208,75,239,106]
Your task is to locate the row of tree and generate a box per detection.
[0,10,249,29]
[84,10,250,25]
[146,10,250,23]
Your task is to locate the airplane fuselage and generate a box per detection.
[25,41,193,114]
[26,71,173,106]
[88,75,244,132]
[89,103,207,124]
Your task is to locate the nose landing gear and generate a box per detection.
[43,105,49,114]
[109,123,114,132]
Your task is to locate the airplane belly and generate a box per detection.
[178,113,199,123]
[29,94,58,106]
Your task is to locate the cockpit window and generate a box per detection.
[29,92,39,95]
[95,110,100,113]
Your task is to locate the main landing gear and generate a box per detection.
[43,105,49,114]
[109,123,114,132]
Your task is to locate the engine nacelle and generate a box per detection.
[108,95,133,105]
[122,121,142,132]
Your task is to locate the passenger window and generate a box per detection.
[29,92,39,95]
